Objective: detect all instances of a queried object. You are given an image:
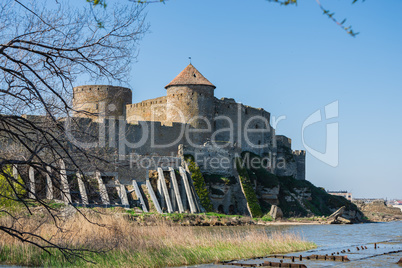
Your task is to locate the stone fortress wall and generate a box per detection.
[124,95,274,156]
[73,85,132,121]
[214,97,273,157]
[126,96,167,124]
[274,135,306,180]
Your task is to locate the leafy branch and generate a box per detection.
[267,0,364,37]
[315,0,364,37]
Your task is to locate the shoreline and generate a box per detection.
[123,209,402,227]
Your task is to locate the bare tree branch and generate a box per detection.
[0,0,148,263]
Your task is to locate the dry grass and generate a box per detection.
[0,209,316,267]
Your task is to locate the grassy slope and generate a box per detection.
[238,152,359,218]
[235,158,263,218]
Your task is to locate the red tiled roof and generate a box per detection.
[165,64,215,89]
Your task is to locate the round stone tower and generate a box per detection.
[165,64,216,131]
[73,85,132,121]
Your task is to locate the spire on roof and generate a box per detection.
[165,64,215,89]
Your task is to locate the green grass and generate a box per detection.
[203,212,243,219]
[260,214,274,222]
[124,210,244,222]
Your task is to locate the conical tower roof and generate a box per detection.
[165,64,215,89]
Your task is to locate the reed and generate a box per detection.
[0,210,316,267]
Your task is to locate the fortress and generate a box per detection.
[72,64,305,177]
[8,64,306,216]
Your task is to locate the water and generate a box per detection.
[187,221,402,267]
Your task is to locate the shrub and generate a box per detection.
[0,165,26,207]
[235,158,263,218]
[186,159,213,212]
[203,174,237,185]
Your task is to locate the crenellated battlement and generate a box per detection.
[220,97,236,103]
[128,96,167,108]
[293,150,306,156]
[73,85,131,93]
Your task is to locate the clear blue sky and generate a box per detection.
[92,0,402,199]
